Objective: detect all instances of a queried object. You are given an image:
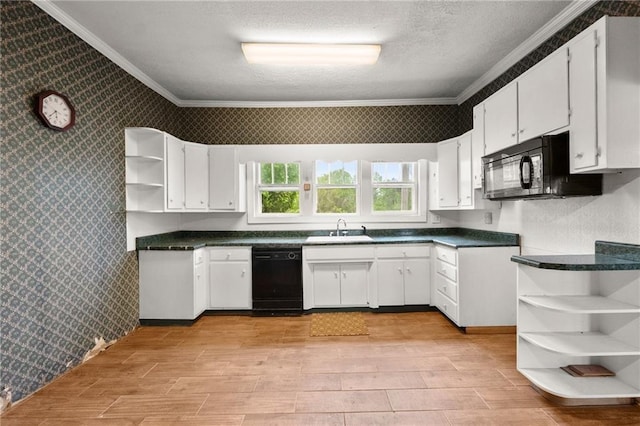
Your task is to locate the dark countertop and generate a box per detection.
[136,228,520,251]
[511,241,640,271]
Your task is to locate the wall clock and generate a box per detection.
[35,90,75,131]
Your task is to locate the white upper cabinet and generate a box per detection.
[436,137,459,208]
[471,104,485,189]
[434,131,484,211]
[517,47,569,142]
[184,143,209,210]
[483,82,518,155]
[209,146,246,212]
[568,17,640,173]
[458,132,473,207]
[165,134,185,211]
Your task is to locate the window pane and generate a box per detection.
[260,163,300,185]
[372,162,415,183]
[315,160,357,185]
[261,191,300,213]
[373,187,414,212]
[316,188,356,214]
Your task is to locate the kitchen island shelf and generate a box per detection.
[519,368,640,400]
[520,332,640,356]
[519,295,640,314]
[514,240,640,405]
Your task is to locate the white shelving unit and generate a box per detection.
[125,128,166,212]
[515,258,640,405]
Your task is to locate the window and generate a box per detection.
[257,162,300,214]
[371,162,417,213]
[315,160,358,214]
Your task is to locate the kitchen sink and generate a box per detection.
[305,235,373,244]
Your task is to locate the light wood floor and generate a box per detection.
[2,312,639,425]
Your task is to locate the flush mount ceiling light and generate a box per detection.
[241,43,381,65]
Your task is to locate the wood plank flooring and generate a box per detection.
[2,312,639,425]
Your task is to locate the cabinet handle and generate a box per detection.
[334,272,339,279]
[241,269,246,277]
[228,201,233,206]
[342,271,347,279]
[398,267,403,275]
[200,200,204,204]
[575,152,584,158]
[406,267,411,273]
[511,133,516,138]
[519,129,525,134]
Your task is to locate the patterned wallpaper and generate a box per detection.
[0,2,180,402]
[1,0,638,405]
[458,0,640,133]
[180,105,459,145]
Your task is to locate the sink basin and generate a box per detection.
[305,235,373,244]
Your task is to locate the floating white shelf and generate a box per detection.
[125,182,164,188]
[520,295,640,314]
[125,155,163,162]
[519,368,640,399]
[520,332,640,356]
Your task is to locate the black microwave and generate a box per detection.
[482,132,603,200]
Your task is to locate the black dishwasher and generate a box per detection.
[252,247,303,316]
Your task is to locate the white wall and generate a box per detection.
[456,170,640,255]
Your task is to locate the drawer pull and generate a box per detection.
[398,267,403,275]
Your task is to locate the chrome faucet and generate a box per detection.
[336,218,347,236]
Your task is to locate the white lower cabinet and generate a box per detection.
[312,263,369,307]
[376,245,431,306]
[516,264,640,403]
[303,245,375,309]
[433,244,519,327]
[208,247,252,309]
[139,248,207,320]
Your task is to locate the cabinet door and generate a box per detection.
[569,29,599,171]
[484,83,518,154]
[209,261,251,309]
[404,259,430,305]
[165,135,185,210]
[209,146,238,210]
[471,104,485,189]
[193,261,207,315]
[458,132,472,207]
[184,143,209,210]
[312,264,341,306]
[377,260,405,306]
[437,138,459,208]
[340,263,368,306]
[518,48,569,141]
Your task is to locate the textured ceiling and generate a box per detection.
[50,0,572,103]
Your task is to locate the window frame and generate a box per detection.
[370,161,418,216]
[313,160,360,216]
[255,162,302,216]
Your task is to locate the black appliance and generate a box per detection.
[482,132,603,200]
[252,247,303,316]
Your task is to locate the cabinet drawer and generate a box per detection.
[194,249,206,265]
[376,245,430,259]
[208,247,251,261]
[435,290,459,323]
[435,272,458,302]
[436,259,457,283]
[435,245,457,266]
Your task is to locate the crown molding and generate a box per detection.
[177,98,458,108]
[32,0,182,105]
[456,0,597,105]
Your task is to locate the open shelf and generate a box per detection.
[126,182,164,188]
[520,295,640,314]
[519,368,640,399]
[520,332,640,356]
[125,155,163,162]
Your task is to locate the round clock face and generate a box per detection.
[37,90,75,131]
